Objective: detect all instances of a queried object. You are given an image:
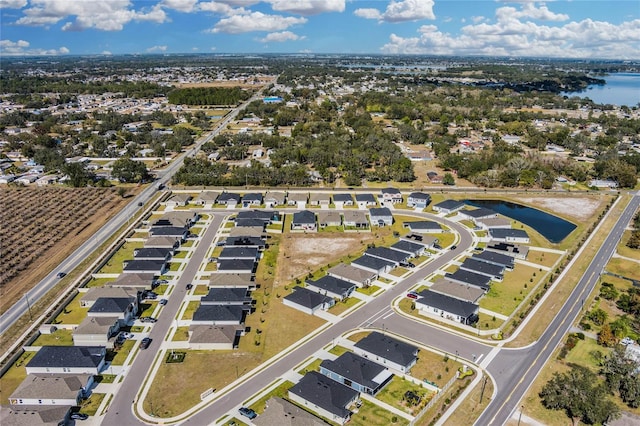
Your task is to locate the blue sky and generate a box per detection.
[1,1,639,59]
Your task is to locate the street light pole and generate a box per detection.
[24,294,33,322]
[517,405,524,426]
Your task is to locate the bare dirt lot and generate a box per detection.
[515,195,603,221]
[0,187,131,314]
[274,232,377,286]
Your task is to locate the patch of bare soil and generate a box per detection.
[274,233,375,287]
[515,196,603,221]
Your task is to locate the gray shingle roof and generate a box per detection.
[351,255,394,272]
[445,269,492,290]
[88,297,133,314]
[288,371,358,419]
[417,290,479,318]
[320,352,389,390]
[365,247,408,263]
[354,332,418,368]
[283,287,333,309]
[192,305,249,322]
[26,346,105,369]
[306,276,355,296]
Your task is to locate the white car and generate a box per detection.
[621,337,635,346]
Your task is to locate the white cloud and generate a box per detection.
[161,0,198,13]
[146,45,168,52]
[267,0,345,16]
[102,50,112,55]
[0,39,69,55]
[259,31,304,42]
[355,0,435,23]
[496,3,569,22]
[471,16,486,24]
[381,9,640,59]
[210,11,306,34]
[15,0,168,31]
[354,8,382,20]
[0,0,27,8]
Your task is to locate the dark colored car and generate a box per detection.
[406,293,418,300]
[140,317,157,323]
[140,337,152,350]
[400,262,416,268]
[159,299,168,305]
[450,245,457,250]
[70,412,89,420]
[56,272,66,279]
[186,283,193,290]
[238,407,257,420]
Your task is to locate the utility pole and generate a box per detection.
[479,375,488,402]
[517,405,524,426]
[25,294,33,322]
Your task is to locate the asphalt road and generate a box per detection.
[0,94,260,337]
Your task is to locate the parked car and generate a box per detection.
[159,299,168,305]
[120,332,134,340]
[621,337,635,346]
[56,272,66,279]
[70,412,89,420]
[143,291,158,300]
[140,317,157,323]
[238,407,257,420]
[406,292,419,300]
[140,337,152,349]
[474,246,484,251]
[400,262,416,268]
[433,244,442,250]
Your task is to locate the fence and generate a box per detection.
[410,371,460,426]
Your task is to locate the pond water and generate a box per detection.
[464,199,577,243]
[561,73,640,107]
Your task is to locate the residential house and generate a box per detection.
[459,258,504,281]
[9,374,94,407]
[87,297,138,323]
[122,259,168,275]
[305,276,355,301]
[165,193,191,207]
[354,331,419,373]
[333,193,354,209]
[194,191,220,206]
[224,236,266,249]
[342,210,369,229]
[264,191,286,208]
[355,193,376,209]
[351,255,394,274]
[327,263,377,288]
[144,236,181,250]
[429,278,485,304]
[208,273,255,289]
[188,324,244,350]
[228,226,264,238]
[241,193,263,207]
[235,210,279,224]
[110,273,154,289]
[25,346,106,375]
[432,200,465,214]
[427,171,443,184]
[0,405,72,426]
[79,287,140,309]
[320,352,393,395]
[309,193,331,207]
[291,210,317,232]
[488,228,531,244]
[217,192,241,207]
[191,304,250,325]
[216,259,255,274]
[148,226,188,241]
[445,269,492,291]
[379,187,402,205]
[283,287,335,315]
[288,371,359,425]
[390,239,426,257]
[255,397,327,426]
[218,246,259,261]
[404,221,442,233]
[152,211,198,228]
[364,247,409,265]
[72,317,120,348]
[415,290,479,325]
[287,192,308,209]
[369,207,393,226]
[475,217,511,230]
[407,192,431,208]
[200,288,252,306]
[484,242,529,260]
[15,175,38,185]
[458,208,498,223]
[133,247,173,261]
[473,251,515,271]
[318,211,342,228]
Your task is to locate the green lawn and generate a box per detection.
[194,285,209,296]
[298,358,323,375]
[479,264,539,316]
[328,345,351,356]
[32,328,73,346]
[606,257,640,280]
[329,297,362,315]
[181,301,200,320]
[54,292,89,324]
[79,393,106,416]
[173,250,189,259]
[564,337,609,371]
[85,277,114,288]
[169,261,183,272]
[109,340,135,365]
[356,285,381,296]
[350,399,409,426]
[138,302,157,317]
[172,326,190,341]
[390,267,409,277]
[98,241,144,274]
[377,375,433,415]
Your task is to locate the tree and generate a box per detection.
[539,364,618,425]
[63,162,94,188]
[111,158,150,183]
[587,308,608,326]
[598,323,617,347]
[602,346,640,408]
[443,172,455,186]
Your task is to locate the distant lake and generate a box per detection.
[562,73,640,107]
[464,199,577,243]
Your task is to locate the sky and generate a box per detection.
[1,0,639,59]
